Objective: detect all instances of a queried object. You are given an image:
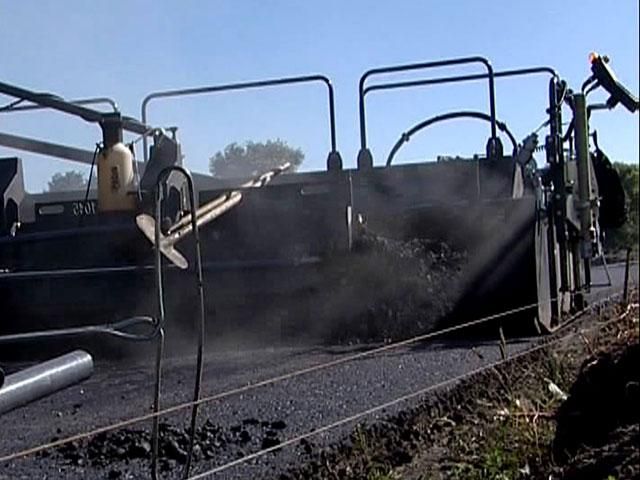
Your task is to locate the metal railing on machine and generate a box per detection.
[361,67,559,166]
[0,96,122,165]
[0,97,119,114]
[356,55,501,168]
[357,60,559,168]
[140,74,343,171]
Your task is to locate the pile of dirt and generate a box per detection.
[204,228,466,347]
[558,425,638,480]
[552,342,639,479]
[318,230,466,344]
[46,416,290,475]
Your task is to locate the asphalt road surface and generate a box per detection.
[0,262,637,479]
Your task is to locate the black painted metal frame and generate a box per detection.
[0,81,148,139]
[357,59,558,167]
[0,97,118,113]
[141,75,342,170]
[357,56,498,168]
[385,111,519,167]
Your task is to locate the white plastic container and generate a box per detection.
[97,142,136,212]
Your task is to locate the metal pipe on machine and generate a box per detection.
[574,93,594,288]
[0,351,93,415]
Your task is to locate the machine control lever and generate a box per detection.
[589,53,639,113]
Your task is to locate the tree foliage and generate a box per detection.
[209,139,304,178]
[46,170,88,192]
[604,162,639,254]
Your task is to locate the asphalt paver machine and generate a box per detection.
[0,53,637,343]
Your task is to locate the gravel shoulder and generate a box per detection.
[279,295,638,480]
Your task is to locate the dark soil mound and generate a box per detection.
[553,342,639,476]
[50,416,291,475]
[319,230,466,343]
[560,424,639,480]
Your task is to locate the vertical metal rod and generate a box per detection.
[549,78,570,296]
[150,329,164,480]
[601,251,613,287]
[572,242,583,304]
[181,171,207,480]
[151,184,166,480]
[583,258,592,291]
[326,84,337,153]
[623,247,631,304]
[498,327,507,361]
[148,165,207,479]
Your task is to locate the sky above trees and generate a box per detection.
[1,0,638,192]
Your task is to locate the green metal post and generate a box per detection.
[574,93,593,289]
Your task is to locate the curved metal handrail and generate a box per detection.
[363,66,557,97]
[358,61,558,168]
[140,75,339,167]
[357,56,498,166]
[385,110,518,167]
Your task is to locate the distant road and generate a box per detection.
[589,260,638,302]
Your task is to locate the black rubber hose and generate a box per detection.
[386,111,518,167]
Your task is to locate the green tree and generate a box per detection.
[209,139,303,178]
[46,170,88,192]
[605,162,639,254]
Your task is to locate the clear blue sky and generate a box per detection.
[1,0,638,192]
